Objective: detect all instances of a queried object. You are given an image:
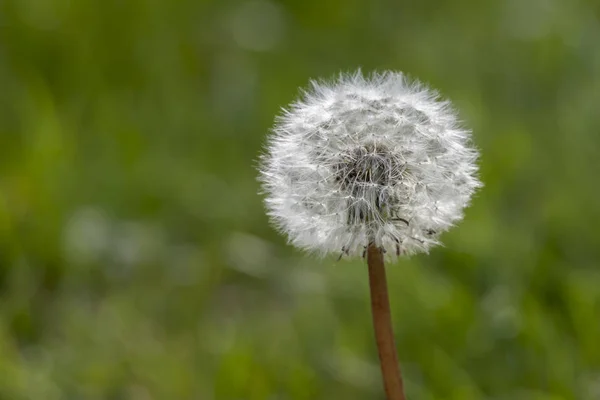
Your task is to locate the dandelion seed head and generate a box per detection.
[259,70,482,257]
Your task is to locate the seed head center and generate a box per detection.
[335,143,394,189]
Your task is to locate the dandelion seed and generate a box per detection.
[259,70,481,257]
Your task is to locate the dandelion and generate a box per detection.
[259,70,481,400]
[260,71,480,257]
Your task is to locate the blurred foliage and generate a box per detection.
[1,0,600,399]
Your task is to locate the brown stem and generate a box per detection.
[367,243,406,400]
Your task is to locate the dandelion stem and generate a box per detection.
[367,243,406,400]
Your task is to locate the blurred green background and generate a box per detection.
[1,0,599,399]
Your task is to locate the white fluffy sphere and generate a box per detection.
[259,71,481,257]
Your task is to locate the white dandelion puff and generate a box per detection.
[259,70,482,257]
